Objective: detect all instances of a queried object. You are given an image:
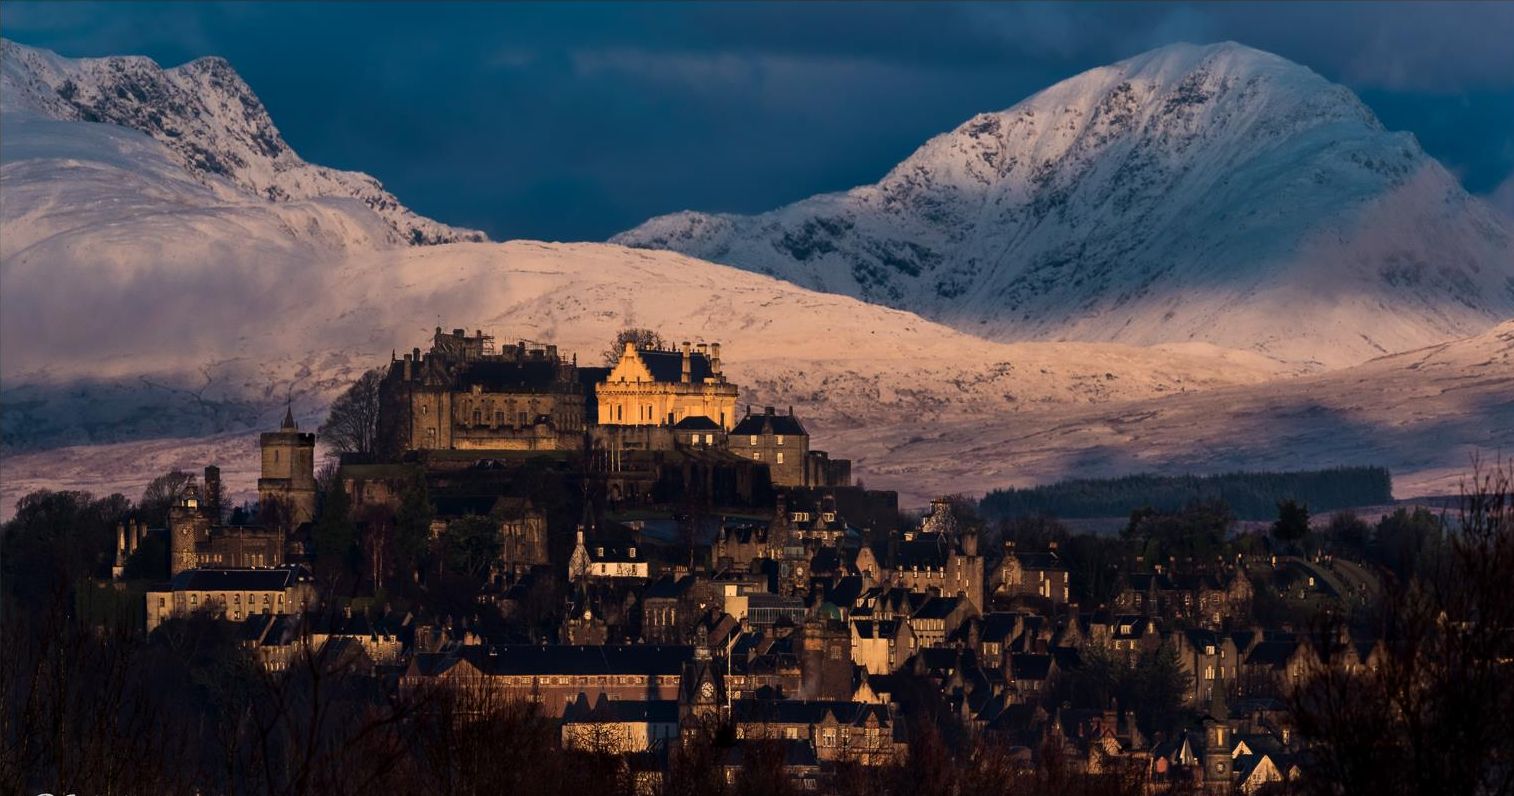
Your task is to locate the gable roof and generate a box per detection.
[673,415,723,430]
[731,409,807,437]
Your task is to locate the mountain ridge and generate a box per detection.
[616,42,1514,368]
[0,38,484,245]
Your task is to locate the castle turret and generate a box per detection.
[169,484,210,575]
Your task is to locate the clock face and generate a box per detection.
[699,681,715,700]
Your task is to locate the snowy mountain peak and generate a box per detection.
[0,38,484,245]
[616,42,1512,368]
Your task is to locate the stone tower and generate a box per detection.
[1202,690,1234,792]
[258,405,317,526]
[169,483,211,576]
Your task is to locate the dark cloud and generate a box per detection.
[3,1,1510,240]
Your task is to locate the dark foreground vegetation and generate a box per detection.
[1,463,1508,795]
[980,467,1394,521]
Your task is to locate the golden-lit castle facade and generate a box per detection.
[596,341,738,430]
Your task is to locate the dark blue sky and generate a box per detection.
[5,2,1511,240]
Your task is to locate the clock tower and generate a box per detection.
[678,641,725,742]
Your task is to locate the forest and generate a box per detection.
[979,467,1393,521]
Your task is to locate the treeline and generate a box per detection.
[979,467,1393,521]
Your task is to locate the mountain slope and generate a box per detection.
[0,240,1287,454]
[0,38,483,244]
[616,42,1514,368]
[825,320,1514,505]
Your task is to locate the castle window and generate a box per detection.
[753,452,761,462]
[472,410,482,425]
[776,435,784,445]
[776,452,785,464]
[705,434,713,444]
[749,435,757,446]
[273,450,279,463]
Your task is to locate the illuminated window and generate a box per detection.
[776,452,784,464]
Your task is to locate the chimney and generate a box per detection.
[711,342,722,376]
[681,342,691,384]
[403,353,413,380]
[764,406,775,416]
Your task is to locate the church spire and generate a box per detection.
[282,393,296,430]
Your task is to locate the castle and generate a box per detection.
[378,328,589,454]
[596,340,738,429]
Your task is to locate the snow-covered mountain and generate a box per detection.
[616,42,1514,368]
[0,39,483,245]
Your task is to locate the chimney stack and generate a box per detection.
[681,342,691,384]
[710,342,722,376]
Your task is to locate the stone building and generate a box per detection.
[145,565,317,632]
[731,406,809,486]
[378,328,587,454]
[992,542,1071,607]
[169,478,286,576]
[856,499,986,611]
[259,408,317,526]
[402,645,694,717]
[596,340,738,429]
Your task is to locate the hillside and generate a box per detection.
[825,321,1514,505]
[617,42,1513,368]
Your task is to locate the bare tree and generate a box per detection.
[1289,460,1514,796]
[318,369,385,457]
[601,328,664,366]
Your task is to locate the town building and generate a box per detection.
[402,645,694,717]
[145,565,317,632]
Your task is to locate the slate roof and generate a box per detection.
[672,415,723,430]
[1245,640,1300,669]
[414,644,693,677]
[171,566,312,591]
[563,696,680,724]
[731,410,808,437]
[637,349,715,384]
[731,699,893,728]
[895,538,950,570]
[912,596,965,621]
[1012,551,1065,570]
[644,574,695,600]
[453,359,568,393]
[979,612,1024,644]
[1010,653,1053,681]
